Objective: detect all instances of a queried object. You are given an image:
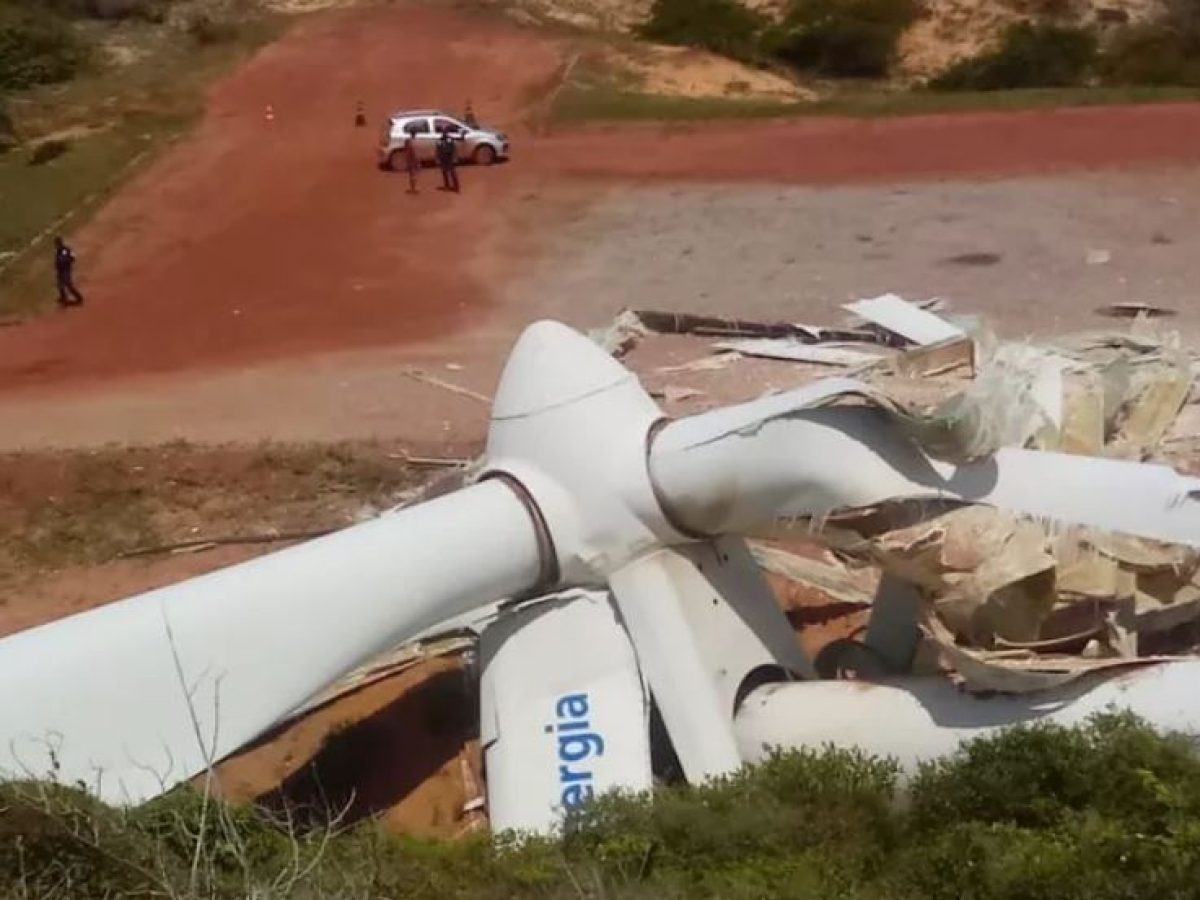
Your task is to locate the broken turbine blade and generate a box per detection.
[0,481,544,804]
[649,380,1200,546]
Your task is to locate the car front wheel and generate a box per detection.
[472,144,497,166]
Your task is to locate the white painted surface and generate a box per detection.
[844,294,966,345]
[651,381,1200,546]
[0,481,541,804]
[610,550,745,781]
[480,592,652,835]
[737,661,1200,775]
[714,340,883,367]
[485,321,682,584]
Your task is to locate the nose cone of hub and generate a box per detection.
[491,320,635,422]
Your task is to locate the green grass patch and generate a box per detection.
[0,12,282,320]
[550,75,1200,124]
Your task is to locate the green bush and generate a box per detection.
[909,712,1200,833]
[1099,23,1200,86]
[0,100,16,150]
[27,137,70,165]
[1,716,1199,900]
[930,21,1097,90]
[185,11,240,46]
[0,5,90,91]
[639,0,767,63]
[766,0,920,77]
[8,0,171,22]
[561,747,899,888]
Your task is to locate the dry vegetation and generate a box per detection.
[0,441,425,612]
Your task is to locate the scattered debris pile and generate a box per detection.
[218,298,1196,836]
[607,295,1200,692]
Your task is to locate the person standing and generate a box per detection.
[54,236,84,307]
[436,129,460,193]
[464,100,479,129]
[404,134,420,194]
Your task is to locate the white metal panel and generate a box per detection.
[480,592,652,835]
[485,320,682,585]
[609,539,813,784]
[736,661,1200,777]
[651,386,1200,546]
[843,294,965,346]
[714,340,883,368]
[0,481,541,804]
[609,551,744,782]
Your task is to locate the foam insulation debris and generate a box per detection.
[601,299,1200,694]
[309,299,1197,722]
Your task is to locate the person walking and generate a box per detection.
[436,128,460,193]
[404,134,420,194]
[54,236,84,307]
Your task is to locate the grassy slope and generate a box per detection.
[0,15,282,320]
[552,65,1200,122]
[547,30,1200,123]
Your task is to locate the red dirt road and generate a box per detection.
[4,3,1200,392]
[535,102,1200,183]
[0,4,561,388]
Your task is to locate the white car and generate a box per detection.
[377,110,509,170]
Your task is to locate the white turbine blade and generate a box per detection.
[608,540,813,784]
[480,591,652,835]
[650,383,1200,546]
[736,660,1200,779]
[609,550,743,782]
[0,481,542,804]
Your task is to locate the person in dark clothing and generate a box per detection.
[54,236,84,307]
[436,129,460,193]
[464,100,479,129]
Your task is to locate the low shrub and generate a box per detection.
[10,0,172,23]
[639,0,767,63]
[0,5,90,91]
[766,0,920,77]
[561,747,899,885]
[930,22,1097,90]
[185,11,240,46]
[27,137,70,165]
[1,715,1198,900]
[909,711,1200,833]
[1099,22,1200,85]
[0,100,17,150]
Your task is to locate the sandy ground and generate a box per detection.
[3,167,1199,449]
[509,173,1200,341]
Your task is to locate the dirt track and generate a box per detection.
[3,2,1200,397]
[0,4,561,389]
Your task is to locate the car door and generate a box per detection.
[404,117,436,163]
[432,116,472,162]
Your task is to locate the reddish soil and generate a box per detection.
[534,103,1200,184]
[3,2,1200,391]
[0,4,562,389]
[213,656,483,839]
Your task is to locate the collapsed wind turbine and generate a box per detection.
[1,321,1197,830]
